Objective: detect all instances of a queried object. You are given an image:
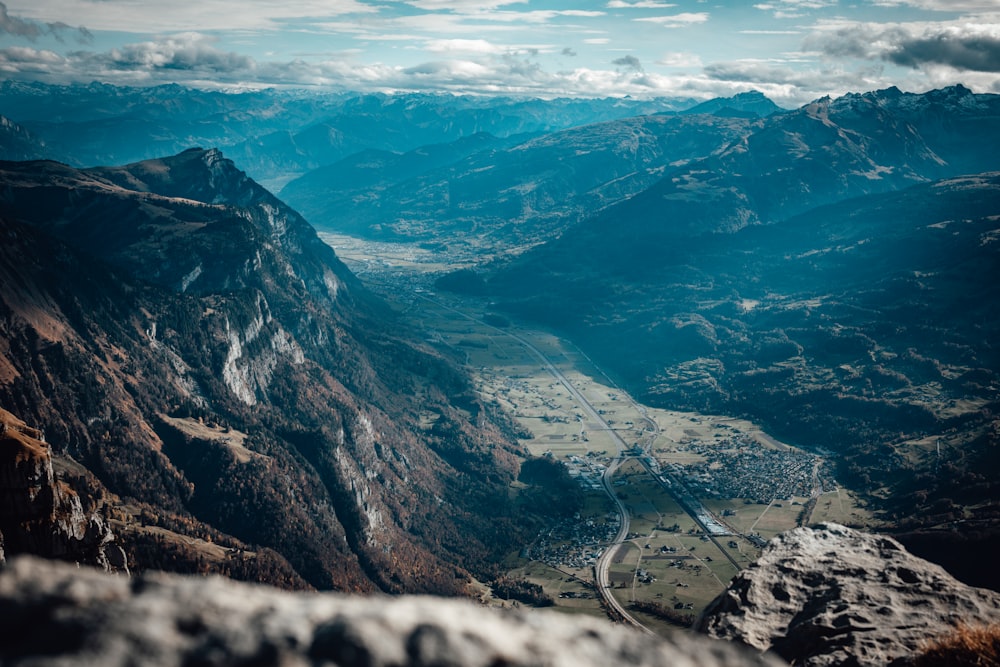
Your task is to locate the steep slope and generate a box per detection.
[0,115,47,162]
[0,406,123,571]
[0,149,533,593]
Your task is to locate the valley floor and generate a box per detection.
[321,232,875,633]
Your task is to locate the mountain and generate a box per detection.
[284,86,1000,253]
[0,81,697,189]
[281,112,758,250]
[0,115,47,162]
[680,91,783,118]
[0,148,551,592]
[476,88,1000,551]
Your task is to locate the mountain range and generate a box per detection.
[475,86,1000,570]
[0,81,697,191]
[0,147,564,592]
[2,81,999,595]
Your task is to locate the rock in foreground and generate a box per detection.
[0,556,780,667]
[695,523,1000,666]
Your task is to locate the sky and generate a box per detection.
[1,0,999,105]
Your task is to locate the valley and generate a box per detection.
[321,231,874,631]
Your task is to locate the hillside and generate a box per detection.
[0,148,545,593]
[481,89,1000,566]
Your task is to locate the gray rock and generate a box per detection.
[695,523,1000,666]
[0,556,782,667]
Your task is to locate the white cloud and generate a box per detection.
[606,0,677,8]
[871,0,1000,10]
[402,0,527,11]
[634,12,709,28]
[424,39,505,54]
[753,0,835,19]
[657,51,703,67]
[5,0,376,33]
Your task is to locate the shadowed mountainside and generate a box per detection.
[0,148,549,593]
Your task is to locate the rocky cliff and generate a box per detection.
[0,555,781,667]
[0,149,538,593]
[695,523,1000,666]
[0,407,124,572]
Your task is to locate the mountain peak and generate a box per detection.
[93,147,266,208]
[684,91,783,118]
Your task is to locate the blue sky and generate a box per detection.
[2,0,999,104]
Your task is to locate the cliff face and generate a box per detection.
[0,407,124,572]
[0,555,783,667]
[0,150,529,592]
[695,523,1000,666]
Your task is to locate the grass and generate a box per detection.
[915,624,1000,667]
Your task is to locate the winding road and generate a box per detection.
[414,293,653,633]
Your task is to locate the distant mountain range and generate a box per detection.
[0,81,699,191]
[0,148,556,591]
[281,112,758,250]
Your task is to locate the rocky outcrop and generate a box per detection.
[695,523,1000,666]
[0,555,782,667]
[0,407,125,573]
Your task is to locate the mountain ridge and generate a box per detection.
[0,148,543,593]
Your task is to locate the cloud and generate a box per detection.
[402,0,528,10]
[562,47,577,56]
[0,1,91,43]
[870,0,1000,10]
[7,0,376,33]
[740,29,802,35]
[424,38,505,55]
[634,12,709,28]
[889,29,1000,71]
[809,21,1000,73]
[98,33,255,73]
[753,0,836,19]
[613,54,643,71]
[606,0,677,8]
[657,51,703,67]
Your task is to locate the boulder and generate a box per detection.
[695,523,1000,666]
[0,555,782,667]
